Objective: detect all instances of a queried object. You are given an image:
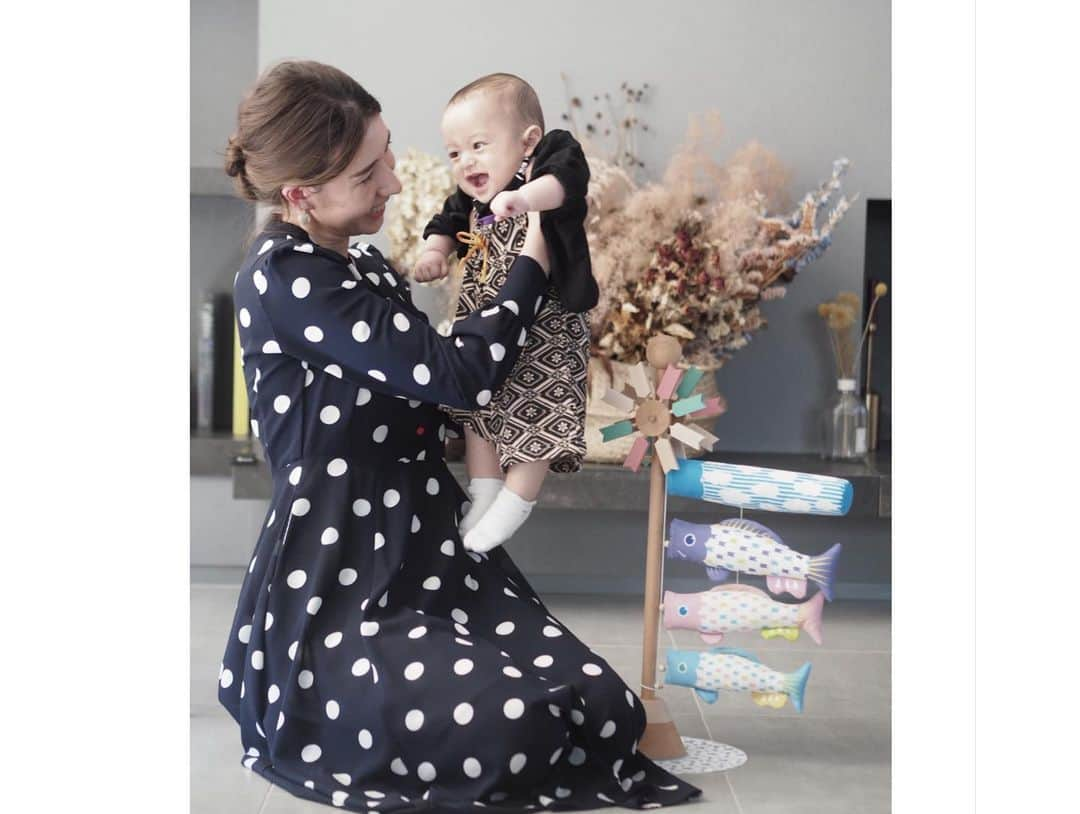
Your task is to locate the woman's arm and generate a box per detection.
[247,241,549,410]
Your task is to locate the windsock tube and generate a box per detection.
[666,459,853,516]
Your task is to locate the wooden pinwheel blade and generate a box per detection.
[669,422,705,450]
[600,419,636,443]
[653,436,679,473]
[688,396,726,420]
[691,425,720,451]
[600,387,636,414]
[656,365,684,401]
[671,393,706,417]
[623,435,650,473]
[674,366,705,400]
[627,362,654,399]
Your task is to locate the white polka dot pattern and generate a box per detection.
[218,231,700,811]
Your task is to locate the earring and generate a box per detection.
[299,210,311,227]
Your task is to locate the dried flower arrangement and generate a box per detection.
[817,283,888,381]
[383,147,463,334]
[817,291,862,380]
[554,79,854,461]
[384,148,458,274]
[584,109,854,369]
[560,74,650,180]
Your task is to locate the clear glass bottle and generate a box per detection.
[822,378,869,460]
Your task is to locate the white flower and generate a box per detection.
[385,148,457,273]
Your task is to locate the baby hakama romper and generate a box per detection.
[424,130,599,474]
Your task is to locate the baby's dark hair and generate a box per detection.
[447,73,545,132]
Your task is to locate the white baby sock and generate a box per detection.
[459,477,504,537]
[462,486,537,553]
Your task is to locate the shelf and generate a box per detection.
[190,432,257,477]
[226,446,890,519]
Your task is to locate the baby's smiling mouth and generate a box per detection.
[466,172,489,189]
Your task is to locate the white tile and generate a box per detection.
[191,583,243,712]
[190,710,270,814]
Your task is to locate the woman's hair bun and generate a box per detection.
[224,136,246,177]
[224,135,258,201]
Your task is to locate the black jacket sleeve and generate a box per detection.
[529,129,599,313]
[423,188,473,259]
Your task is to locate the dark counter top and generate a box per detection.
[194,433,890,519]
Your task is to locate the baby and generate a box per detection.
[414,72,598,554]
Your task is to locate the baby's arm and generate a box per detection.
[418,188,473,281]
[413,233,456,282]
[491,175,565,221]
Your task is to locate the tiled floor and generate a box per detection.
[192,580,890,813]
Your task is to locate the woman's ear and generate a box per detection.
[521,125,543,156]
[281,185,314,215]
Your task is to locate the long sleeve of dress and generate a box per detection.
[255,241,548,411]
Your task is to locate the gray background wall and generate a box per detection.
[191,0,891,596]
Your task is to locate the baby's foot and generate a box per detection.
[459,477,503,537]
[462,486,536,553]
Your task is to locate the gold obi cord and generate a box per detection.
[456,230,490,285]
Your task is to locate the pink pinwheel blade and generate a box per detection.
[656,365,684,401]
[623,435,649,473]
[688,396,726,420]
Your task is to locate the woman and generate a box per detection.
[217,60,702,812]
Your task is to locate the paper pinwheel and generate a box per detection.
[597,338,726,474]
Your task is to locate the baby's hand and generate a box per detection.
[412,249,449,282]
[490,190,530,221]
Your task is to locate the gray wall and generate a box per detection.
[191,0,258,170]
[258,0,891,453]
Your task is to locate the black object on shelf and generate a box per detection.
[863,199,891,444]
[211,292,235,432]
[195,295,215,431]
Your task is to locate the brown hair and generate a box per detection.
[447,73,545,132]
[224,60,382,208]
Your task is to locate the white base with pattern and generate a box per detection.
[654,737,747,774]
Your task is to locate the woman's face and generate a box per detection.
[301,114,402,237]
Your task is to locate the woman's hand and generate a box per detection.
[519,210,550,276]
[412,248,449,282]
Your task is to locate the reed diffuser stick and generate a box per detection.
[855,282,888,374]
[865,324,875,393]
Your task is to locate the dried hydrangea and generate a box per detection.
[593,152,852,368]
[384,148,457,274]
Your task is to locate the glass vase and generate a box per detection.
[822,378,868,460]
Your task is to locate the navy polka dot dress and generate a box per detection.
[218,220,703,812]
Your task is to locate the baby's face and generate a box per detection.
[441,94,528,204]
